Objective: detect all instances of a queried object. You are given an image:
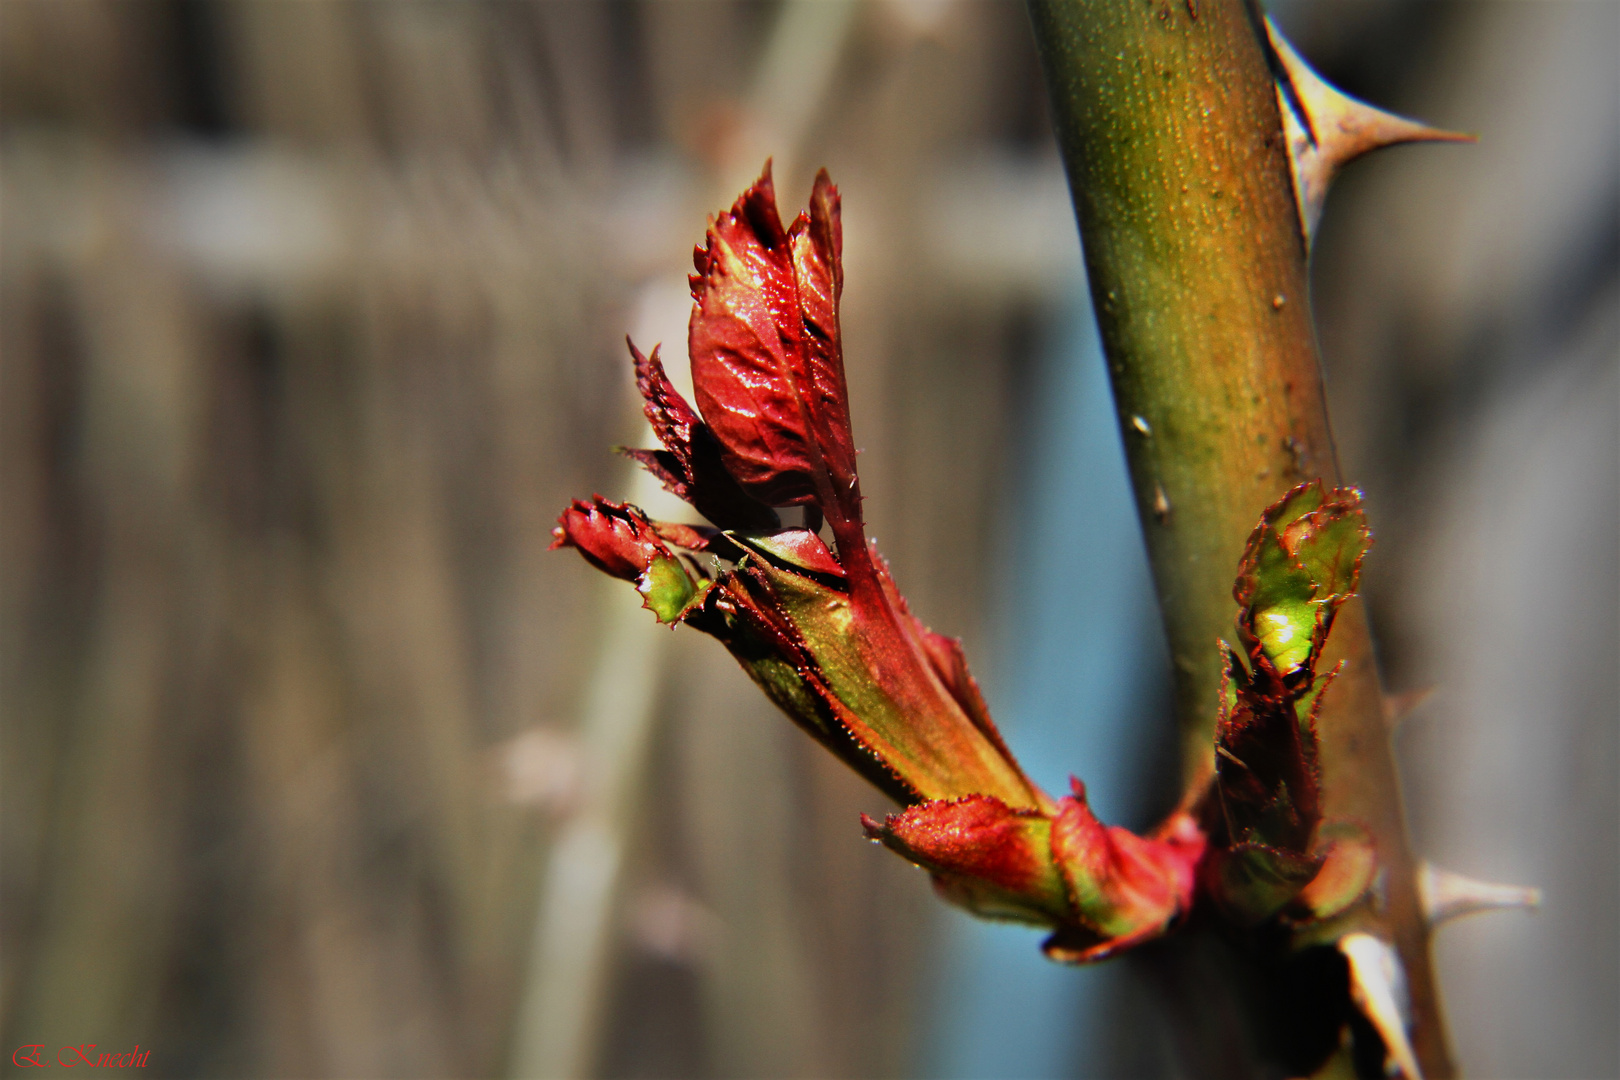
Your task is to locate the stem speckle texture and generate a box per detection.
[1028,2,1452,1074]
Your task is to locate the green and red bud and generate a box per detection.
[551,497,668,582]
[864,781,1205,962]
[1208,482,1379,926]
[551,497,708,624]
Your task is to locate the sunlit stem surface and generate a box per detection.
[1027,2,1452,1075]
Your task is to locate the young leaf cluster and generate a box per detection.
[555,168,1377,966]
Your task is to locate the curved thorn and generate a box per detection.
[1382,685,1437,730]
[1418,860,1542,927]
[1339,932,1423,1080]
[1266,18,1475,243]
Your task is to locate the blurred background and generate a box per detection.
[1,2,1613,1078]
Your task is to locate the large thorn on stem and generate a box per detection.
[1417,860,1542,928]
[1339,932,1424,1080]
[1266,18,1474,243]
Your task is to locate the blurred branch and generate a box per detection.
[507,485,669,1078]
[507,4,861,1076]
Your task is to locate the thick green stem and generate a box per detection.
[1028,2,1451,1075]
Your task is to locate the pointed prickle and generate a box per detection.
[1266,18,1474,243]
[1418,860,1542,928]
[1382,685,1436,730]
[1339,932,1423,1080]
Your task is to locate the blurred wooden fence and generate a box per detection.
[1,3,1060,1076]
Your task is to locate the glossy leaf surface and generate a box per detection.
[688,164,861,527]
[622,340,781,534]
[735,548,1038,808]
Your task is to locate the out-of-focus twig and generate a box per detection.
[506,5,861,1077]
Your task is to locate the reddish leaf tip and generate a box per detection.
[687,163,861,522]
[735,528,846,580]
[553,496,667,582]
